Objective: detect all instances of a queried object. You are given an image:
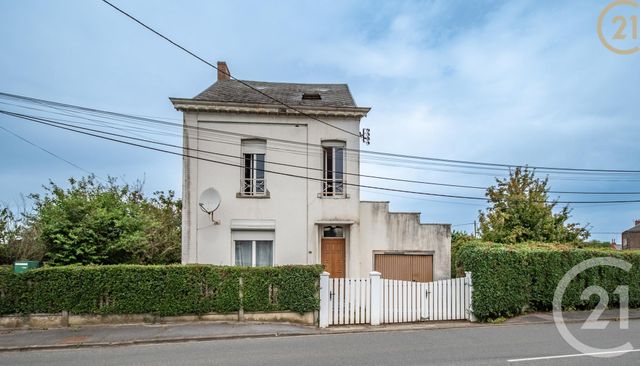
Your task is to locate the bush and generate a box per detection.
[0,264,323,316]
[455,241,640,321]
[23,176,181,266]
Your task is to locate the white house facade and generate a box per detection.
[171,62,451,281]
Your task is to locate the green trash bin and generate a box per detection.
[13,260,40,273]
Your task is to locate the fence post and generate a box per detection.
[465,271,477,322]
[319,272,330,328]
[238,276,245,322]
[370,271,381,326]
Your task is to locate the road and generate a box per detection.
[1,320,639,365]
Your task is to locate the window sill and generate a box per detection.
[317,193,350,199]
[237,190,271,199]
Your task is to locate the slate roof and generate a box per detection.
[193,80,358,108]
[624,224,640,233]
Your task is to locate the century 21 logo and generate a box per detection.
[598,0,639,54]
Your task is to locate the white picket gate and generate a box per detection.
[327,278,371,325]
[319,271,474,327]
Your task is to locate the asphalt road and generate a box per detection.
[2,320,639,365]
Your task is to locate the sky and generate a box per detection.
[0,0,638,241]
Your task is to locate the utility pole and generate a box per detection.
[473,221,478,238]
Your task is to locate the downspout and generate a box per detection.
[306,121,310,264]
[195,111,200,263]
[182,112,190,264]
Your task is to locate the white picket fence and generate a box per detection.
[319,271,475,327]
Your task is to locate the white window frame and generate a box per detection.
[322,141,346,197]
[241,140,267,197]
[232,230,274,267]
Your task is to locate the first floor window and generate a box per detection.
[235,240,273,267]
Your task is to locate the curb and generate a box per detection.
[0,331,319,353]
[0,322,479,353]
[2,314,638,353]
[503,313,640,327]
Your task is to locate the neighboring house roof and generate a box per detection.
[623,224,640,234]
[193,80,358,108]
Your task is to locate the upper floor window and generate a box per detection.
[241,140,266,196]
[322,141,345,196]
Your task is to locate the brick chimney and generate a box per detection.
[217,61,230,81]
[635,219,640,226]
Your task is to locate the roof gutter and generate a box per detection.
[169,98,371,118]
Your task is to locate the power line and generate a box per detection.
[1,110,491,202]
[4,109,640,205]
[0,125,98,178]
[0,110,489,201]
[99,0,362,139]
[359,187,487,207]
[93,2,640,174]
[4,95,640,193]
[3,91,640,180]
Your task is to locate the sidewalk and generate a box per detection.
[1,309,638,352]
[0,322,321,352]
[504,308,640,325]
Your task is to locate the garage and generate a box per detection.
[374,253,433,282]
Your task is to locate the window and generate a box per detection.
[323,226,344,238]
[241,140,266,196]
[302,92,321,100]
[322,141,345,196]
[234,240,273,267]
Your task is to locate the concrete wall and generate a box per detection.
[182,110,361,269]
[358,201,451,280]
[0,311,315,329]
[181,111,452,280]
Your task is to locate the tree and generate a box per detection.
[451,230,476,276]
[141,190,182,264]
[29,175,181,266]
[478,167,589,244]
[452,230,475,245]
[0,204,45,264]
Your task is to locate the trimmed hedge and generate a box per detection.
[455,241,640,321]
[0,264,323,316]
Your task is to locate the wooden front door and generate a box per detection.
[321,238,345,278]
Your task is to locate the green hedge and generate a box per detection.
[0,264,323,316]
[455,241,640,321]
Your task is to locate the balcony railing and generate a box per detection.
[322,179,344,197]
[240,178,266,197]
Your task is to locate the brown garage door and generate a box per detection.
[374,254,433,282]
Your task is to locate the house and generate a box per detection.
[622,220,640,250]
[170,62,451,281]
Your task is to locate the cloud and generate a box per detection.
[0,0,637,239]
[304,0,640,235]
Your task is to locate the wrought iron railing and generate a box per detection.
[240,178,266,196]
[322,179,344,196]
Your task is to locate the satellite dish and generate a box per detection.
[199,188,221,224]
